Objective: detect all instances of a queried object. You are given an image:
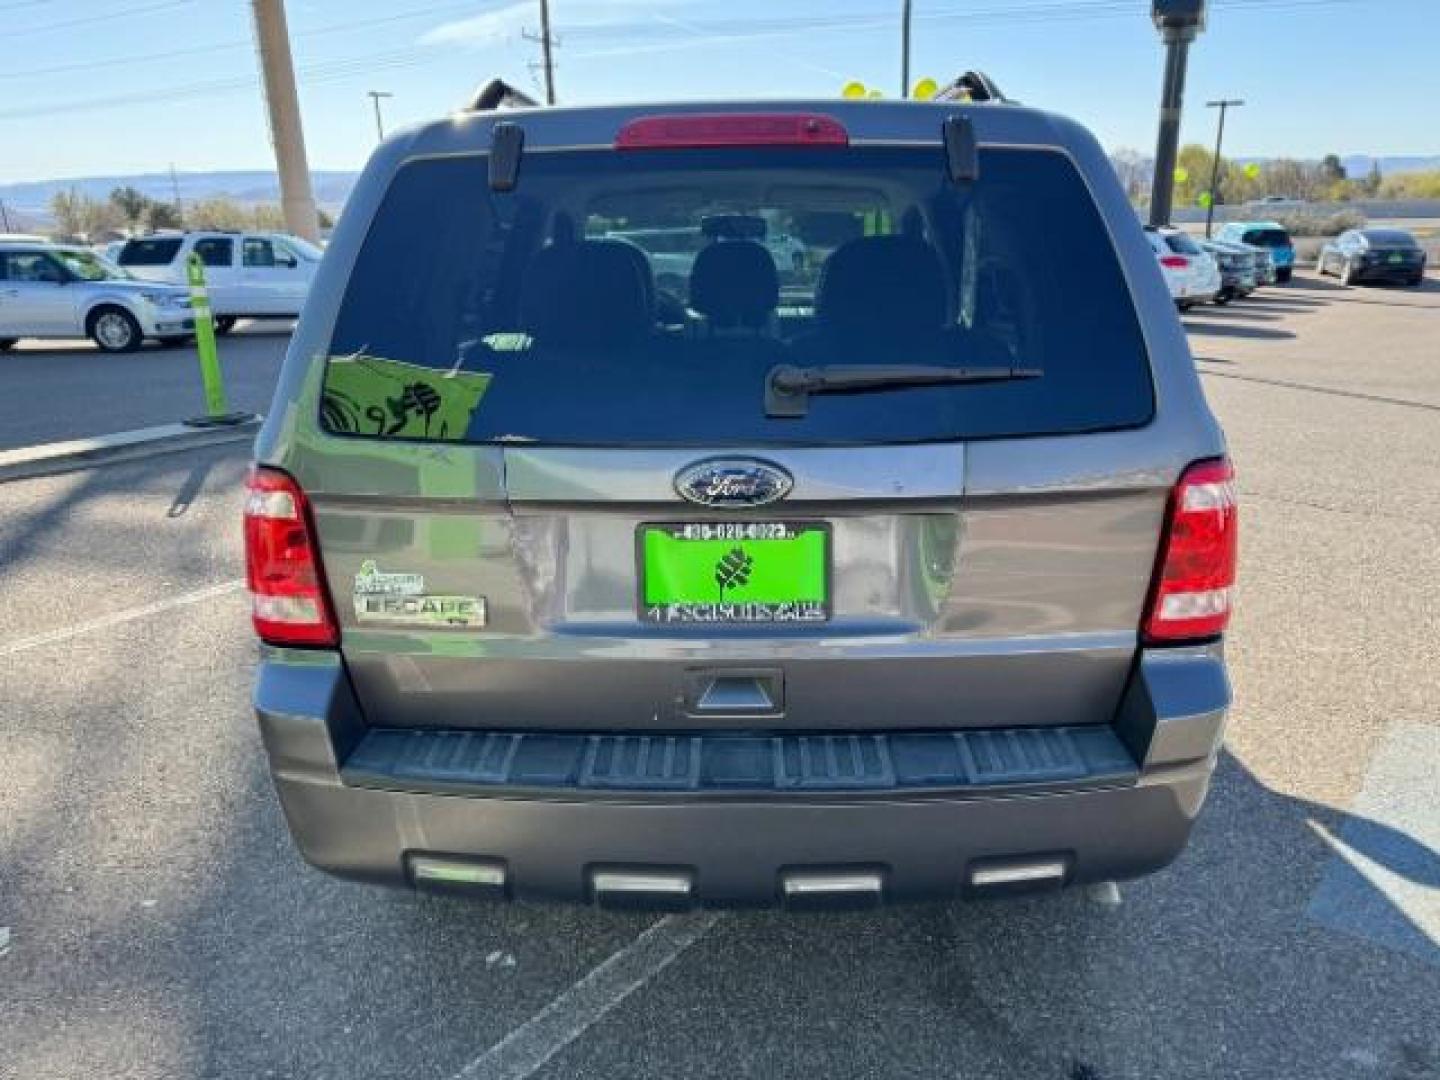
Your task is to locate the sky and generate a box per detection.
[1,0,1438,184]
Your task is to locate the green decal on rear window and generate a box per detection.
[321,354,490,442]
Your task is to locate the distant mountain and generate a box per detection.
[0,169,359,223]
[1339,155,1440,177]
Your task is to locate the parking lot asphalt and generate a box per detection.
[0,321,291,451]
[1,273,1438,1080]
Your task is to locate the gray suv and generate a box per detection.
[247,90,1236,909]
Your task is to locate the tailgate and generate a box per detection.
[312,442,1166,732]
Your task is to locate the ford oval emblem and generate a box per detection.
[674,458,794,508]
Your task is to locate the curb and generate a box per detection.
[0,416,262,485]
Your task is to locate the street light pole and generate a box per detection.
[538,0,556,105]
[901,0,913,98]
[1204,98,1244,238]
[367,90,393,142]
[1148,1,1207,228]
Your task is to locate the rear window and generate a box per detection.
[1164,232,1203,255]
[118,238,182,266]
[322,146,1153,447]
[1242,228,1291,248]
[1361,229,1417,247]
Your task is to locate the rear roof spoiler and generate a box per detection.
[465,78,540,113]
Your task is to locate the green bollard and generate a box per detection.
[186,253,231,419]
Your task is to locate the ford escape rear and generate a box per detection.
[248,89,1235,908]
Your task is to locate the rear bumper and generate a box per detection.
[255,646,1229,907]
[1353,265,1425,284]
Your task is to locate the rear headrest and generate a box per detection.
[520,239,653,347]
[689,241,779,329]
[816,236,947,337]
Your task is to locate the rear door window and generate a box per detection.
[118,238,182,266]
[322,146,1153,446]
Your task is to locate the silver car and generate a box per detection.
[0,241,193,353]
[247,90,1236,909]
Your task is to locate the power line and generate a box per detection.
[8,0,190,38]
[0,0,1407,123]
[0,0,497,81]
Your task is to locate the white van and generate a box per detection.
[117,230,322,333]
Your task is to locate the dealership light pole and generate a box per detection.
[538,0,556,104]
[901,0,913,98]
[1203,98,1244,237]
[250,0,320,242]
[367,91,393,142]
[1148,0,1206,227]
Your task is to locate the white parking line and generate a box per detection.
[0,579,245,657]
[452,912,722,1080]
[1306,724,1440,966]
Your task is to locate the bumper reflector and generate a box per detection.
[968,858,1068,888]
[407,854,507,897]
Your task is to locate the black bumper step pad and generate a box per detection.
[343,724,1137,797]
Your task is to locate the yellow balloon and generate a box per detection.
[842,81,867,99]
[911,77,939,101]
[1244,162,1261,180]
[1198,191,1213,209]
[1174,166,1190,184]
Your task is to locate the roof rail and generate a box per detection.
[465,78,540,113]
[932,71,1012,105]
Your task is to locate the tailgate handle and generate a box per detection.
[686,669,783,715]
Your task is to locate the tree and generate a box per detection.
[147,202,183,230]
[1319,153,1347,183]
[1174,144,1219,207]
[1361,161,1383,197]
[50,188,121,240]
[109,185,150,229]
[1108,148,1152,205]
[1378,169,1440,199]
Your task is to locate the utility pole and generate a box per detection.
[250,0,320,242]
[1203,98,1244,238]
[0,198,11,232]
[169,163,184,226]
[901,0,913,98]
[538,0,556,105]
[367,91,393,142]
[1147,1,1206,228]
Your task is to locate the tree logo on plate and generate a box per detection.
[674,458,793,508]
[714,547,754,600]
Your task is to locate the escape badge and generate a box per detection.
[352,561,486,629]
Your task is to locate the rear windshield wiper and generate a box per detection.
[765,362,1041,417]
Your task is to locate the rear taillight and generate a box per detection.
[1160,255,1189,269]
[243,466,338,647]
[615,113,848,150]
[1143,458,1238,644]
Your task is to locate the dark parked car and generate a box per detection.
[1317,229,1428,286]
[246,87,1236,909]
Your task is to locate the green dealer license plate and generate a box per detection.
[639,522,831,624]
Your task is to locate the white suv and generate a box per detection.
[117,230,322,333]
[1144,226,1221,310]
[0,241,194,353]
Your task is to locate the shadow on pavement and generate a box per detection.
[1183,320,1296,341]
